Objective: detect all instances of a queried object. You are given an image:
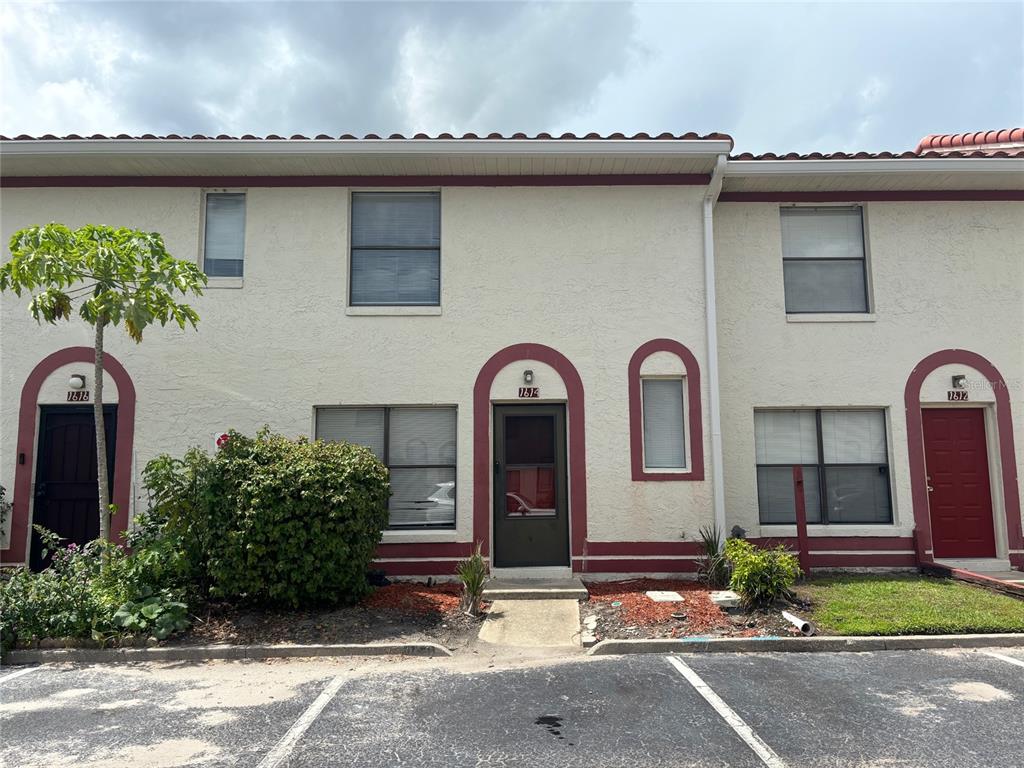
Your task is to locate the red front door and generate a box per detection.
[922,408,996,558]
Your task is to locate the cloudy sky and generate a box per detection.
[1,1,1020,154]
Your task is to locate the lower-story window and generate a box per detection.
[315,406,456,529]
[754,408,892,524]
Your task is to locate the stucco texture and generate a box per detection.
[1,185,711,557]
[714,201,1024,553]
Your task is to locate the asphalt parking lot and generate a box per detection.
[2,646,1022,767]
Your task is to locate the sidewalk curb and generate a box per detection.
[587,633,1024,655]
[3,641,453,666]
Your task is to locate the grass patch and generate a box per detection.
[796,574,1024,636]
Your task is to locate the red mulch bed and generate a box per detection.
[587,579,730,634]
[362,582,463,614]
[175,582,481,649]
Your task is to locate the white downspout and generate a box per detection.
[703,154,728,541]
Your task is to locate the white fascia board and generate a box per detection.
[0,139,734,159]
[725,158,1024,176]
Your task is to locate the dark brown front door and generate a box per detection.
[493,404,569,568]
[923,408,996,558]
[30,406,116,571]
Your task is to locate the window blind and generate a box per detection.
[642,379,685,469]
[203,193,246,277]
[315,406,456,529]
[350,192,441,306]
[780,207,867,313]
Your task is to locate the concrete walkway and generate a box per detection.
[477,599,581,647]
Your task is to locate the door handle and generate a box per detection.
[34,483,46,499]
[494,461,500,475]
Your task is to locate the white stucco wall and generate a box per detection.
[0,184,712,552]
[714,201,1024,548]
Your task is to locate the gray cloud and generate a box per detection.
[1,1,1020,153]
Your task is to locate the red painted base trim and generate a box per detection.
[373,560,461,577]
[1011,553,1024,570]
[922,562,1024,598]
[578,558,699,573]
[6,174,713,189]
[2,347,136,566]
[376,542,474,559]
[371,536,924,576]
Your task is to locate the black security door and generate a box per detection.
[29,406,116,571]
[493,404,569,567]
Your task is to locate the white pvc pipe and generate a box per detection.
[782,610,815,636]
[703,154,728,542]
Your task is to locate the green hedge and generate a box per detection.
[145,429,390,608]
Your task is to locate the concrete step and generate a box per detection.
[483,577,589,601]
[935,558,1012,573]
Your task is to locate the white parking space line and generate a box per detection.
[256,675,346,768]
[0,666,42,684]
[980,650,1024,669]
[667,657,788,768]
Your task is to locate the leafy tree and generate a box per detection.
[1,224,206,549]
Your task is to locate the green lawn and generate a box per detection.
[796,574,1024,636]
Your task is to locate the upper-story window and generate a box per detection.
[754,408,892,525]
[202,192,246,277]
[781,206,868,313]
[350,192,441,306]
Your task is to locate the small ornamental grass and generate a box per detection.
[456,543,489,616]
[724,538,802,608]
[695,524,730,589]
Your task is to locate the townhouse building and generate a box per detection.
[1,130,1021,577]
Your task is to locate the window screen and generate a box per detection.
[781,207,868,313]
[350,192,440,306]
[203,193,246,277]
[642,379,686,469]
[316,406,456,529]
[754,408,891,524]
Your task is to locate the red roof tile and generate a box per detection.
[0,131,733,143]
[915,128,1024,155]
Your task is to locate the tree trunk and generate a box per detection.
[94,317,111,547]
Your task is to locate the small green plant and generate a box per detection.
[724,538,802,607]
[456,543,489,616]
[112,589,190,640]
[695,524,730,589]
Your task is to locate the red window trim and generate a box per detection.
[628,339,704,481]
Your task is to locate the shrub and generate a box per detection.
[724,538,802,607]
[695,524,730,589]
[145,429,391,608]
[456,543,489,616]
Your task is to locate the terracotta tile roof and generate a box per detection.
[731,147,1024,160]
[0,131,733,142]
[914,128,1024,155]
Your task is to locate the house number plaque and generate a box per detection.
[66,390,90,402]
[518,387,540,398]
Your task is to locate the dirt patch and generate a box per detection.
[175,582,482,650]
[948,681,1014,703]
[583,579,803,640]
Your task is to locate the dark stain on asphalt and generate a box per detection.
[534,714,568,741]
